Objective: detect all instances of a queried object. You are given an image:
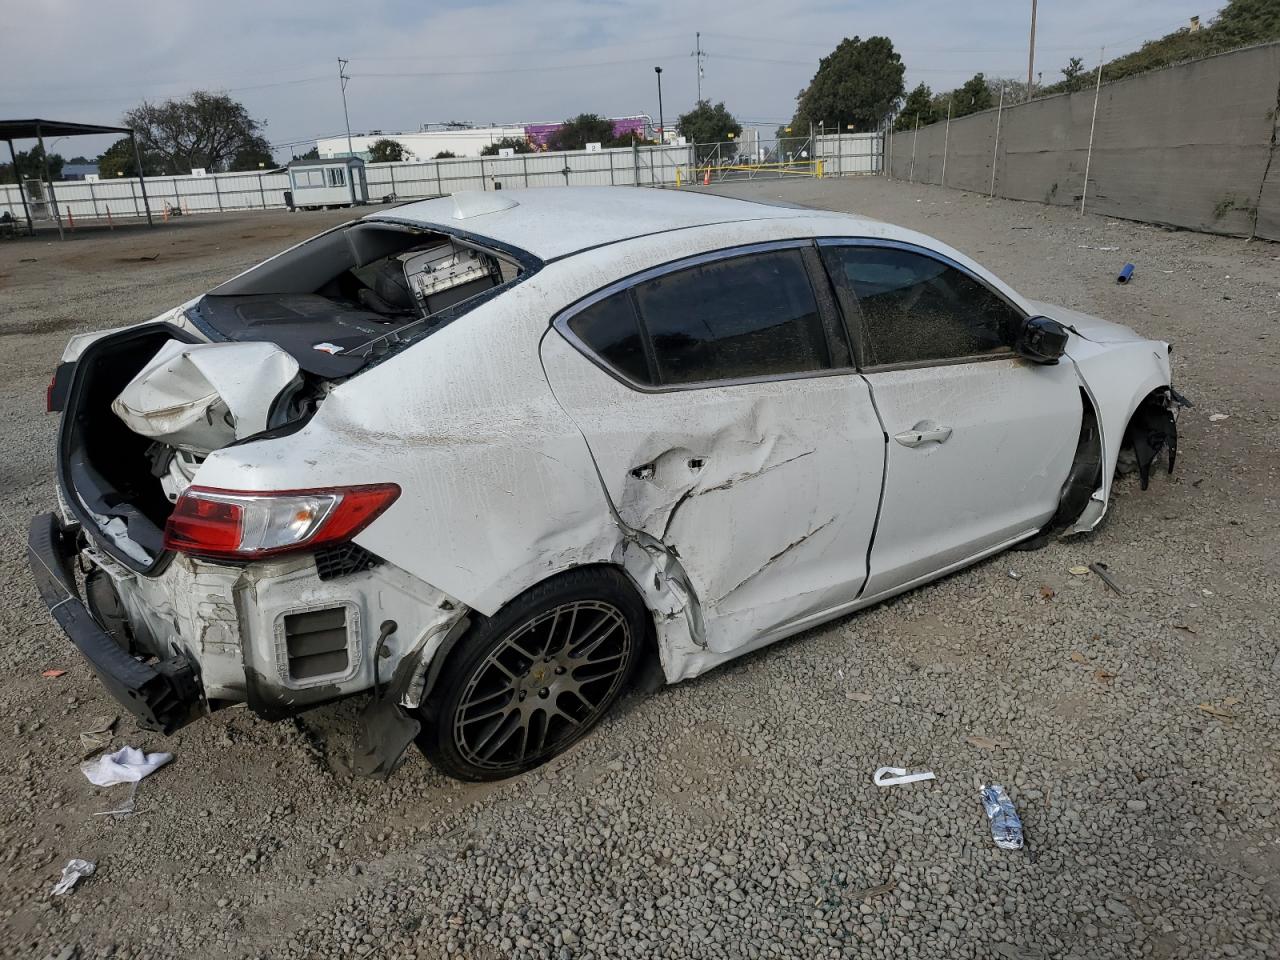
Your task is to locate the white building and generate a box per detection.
[316,126,531,161]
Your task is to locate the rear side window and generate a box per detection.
[566,291,653,385]
[821,246,1023,367]
[631,249,828,385]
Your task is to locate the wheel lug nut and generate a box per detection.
[554,666,565,675]
[539,688,549,698]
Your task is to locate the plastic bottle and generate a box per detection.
[980,784,1024,850]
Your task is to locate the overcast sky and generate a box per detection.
[3,0,1209,159]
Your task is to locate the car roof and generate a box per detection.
[369,186,870,262]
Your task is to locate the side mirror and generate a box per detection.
[1014,315,1069,364]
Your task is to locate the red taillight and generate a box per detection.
[164,495,244,555]
[163,483,400,561]
[45,374,56,413]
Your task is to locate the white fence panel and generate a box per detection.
[0,136,876,226]
[816,133,883,175]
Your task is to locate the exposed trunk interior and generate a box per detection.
[60,219,529,574]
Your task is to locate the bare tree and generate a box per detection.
[124,91,268,174]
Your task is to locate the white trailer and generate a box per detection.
[285,157,368,210]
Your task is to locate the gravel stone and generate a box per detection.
[1,179,1278,960]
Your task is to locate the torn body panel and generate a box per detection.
[78,524,464,717]
[1063,333,1174,533]
[539,331,885,658]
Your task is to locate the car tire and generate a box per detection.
[415,567,647,781]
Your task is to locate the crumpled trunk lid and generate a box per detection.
[112,339,301,455]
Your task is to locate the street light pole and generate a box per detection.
[338,58,355,158]
[654,67,665,145]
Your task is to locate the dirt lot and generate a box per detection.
[1,180,1278,960]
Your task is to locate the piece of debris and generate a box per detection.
[312,342,344,354]
[848,880,896,900]
[1070,651,1090,664]
[1172,623,1198,634]
[1039,585,1055,600]
[1068,565,1090,576]
[1116,262,1135,284]
[965,734,1008,751]
[80,746,173,787]
[1088,562,1125,596]
[135,253,160,262]
[1197,701,1236,720]
[844,690,873,702]
[980,784,1024,850]
[1208,413,1229,422]
[1007,570,1022,581]
[1094,669,1117,684]
[51,859,95,896]
[78,716,117,758]
[873,766,936,787]
[93,781,140,819]
[19,257,38,263]
[1076,244,1119,251]
[41,669,67,678]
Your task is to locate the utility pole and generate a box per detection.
[654,67,665,144]
[338,58,355,158]
[1026,0,1038,101]
[691,32,706,103]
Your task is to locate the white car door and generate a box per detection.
[540,242,886,654]
[818,240,1082,600]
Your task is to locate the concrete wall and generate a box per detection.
[889,42,1280,241]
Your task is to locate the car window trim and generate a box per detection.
[553,239,848,394]
[816,237,1028,373]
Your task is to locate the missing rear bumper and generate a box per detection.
[27,512,202,734]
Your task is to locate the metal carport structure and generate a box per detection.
[1,118,153,239]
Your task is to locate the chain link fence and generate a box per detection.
[1,133,886,228]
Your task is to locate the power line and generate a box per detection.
[350,54,684,79]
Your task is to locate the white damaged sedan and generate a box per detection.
[29,187,1185,780]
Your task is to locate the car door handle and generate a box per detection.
[894,423,953,447]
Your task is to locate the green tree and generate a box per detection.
[894,83,936,131]
[96,138,145,178]
[433,150,458,159]
[1040,0,1280,96]
[951,73,994,118]
[367,138,411,163]
[676,100,742,159]
[124,91,267,173]
[546,114,615,151]
[293,147,320,161]
[791,36,905,134]
[607,131,655,148]
[0,144,66,182]
[231,134,274,170]
[480,136,533,156]
[1060,57,1088,91]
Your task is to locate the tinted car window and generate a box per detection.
[632,249,829,385]
[567,291,653,385]
[821,246,1023,367]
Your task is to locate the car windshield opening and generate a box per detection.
[189,220,526,376]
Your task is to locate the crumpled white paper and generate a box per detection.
[52,858,95,895]
[80,746,173,787]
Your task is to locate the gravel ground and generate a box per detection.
[1,179,1278,960]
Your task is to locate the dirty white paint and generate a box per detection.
[857,356,1081,598]
[64,190,1176,718]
